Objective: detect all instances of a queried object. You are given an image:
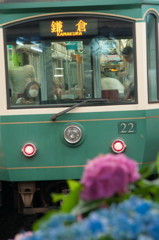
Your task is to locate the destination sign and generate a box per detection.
[39,18,97,37]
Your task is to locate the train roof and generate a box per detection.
[0,0,159,25]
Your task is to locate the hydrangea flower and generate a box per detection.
[13,196,159,240]
[80,153,140,201]
[13,231,33,240]
[12,153,159,240]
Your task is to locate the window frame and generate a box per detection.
[3,13,137,109]
[146,11,159,103]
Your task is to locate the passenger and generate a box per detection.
[16,81,41,104]
[118,46,135,99]
[53,79,64,99]
[101,68,125,99]
[121,46,134,81]
[9,48,36,103]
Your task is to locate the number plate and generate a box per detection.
[118,122,136,134]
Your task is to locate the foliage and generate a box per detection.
[13,153,159,240]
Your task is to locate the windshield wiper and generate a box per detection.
[51,99,108,121]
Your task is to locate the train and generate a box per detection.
[0,0,159,213]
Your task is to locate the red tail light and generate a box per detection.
[111,139,126,153]
[22,143,37,157]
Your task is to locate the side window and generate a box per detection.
[146,13,158,102]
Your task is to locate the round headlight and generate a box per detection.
[64,124,82,144]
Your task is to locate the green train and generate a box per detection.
[0,0,159,212]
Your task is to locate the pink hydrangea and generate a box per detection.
[80,153,140,201]
[13,231,33,240]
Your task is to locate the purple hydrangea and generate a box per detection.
[80,153,140,201]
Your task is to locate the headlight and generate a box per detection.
[64,124,82,144]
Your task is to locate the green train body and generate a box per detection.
[0,110,158,182]
[0,0,159,210]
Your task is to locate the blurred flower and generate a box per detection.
[13,231,33,240]
[80,153,140,201]
[12,153,159,240]
[12,196,159,240]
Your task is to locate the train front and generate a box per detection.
[1,0,157,211]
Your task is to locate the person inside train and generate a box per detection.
[118,46,135,100]
[16,81,41,104]
[9,48,36,104]
[53,78,64,99]
[121,46,134,80]
[100,68,125,100]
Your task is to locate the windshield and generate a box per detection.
[5,16,136,108]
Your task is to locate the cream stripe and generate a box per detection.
[0,104,146,116]
[1,103,159,116]
[136,22,148,107]
[0,28,7,112]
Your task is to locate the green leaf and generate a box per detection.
[139,162,157,179]
[51,193,65,203]
[67,180,81,191]
[157,153,159,175]
[71,192,131,216]
[98,235,115,240]
[151,178,159,186]
[51,180,82,205]
[132,178,159,202]
[60,183,82,213]
[71,199,104,216]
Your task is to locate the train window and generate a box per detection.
[5,16,136,108]
[146,13,159,102]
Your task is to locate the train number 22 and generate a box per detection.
[118,122,136,134]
